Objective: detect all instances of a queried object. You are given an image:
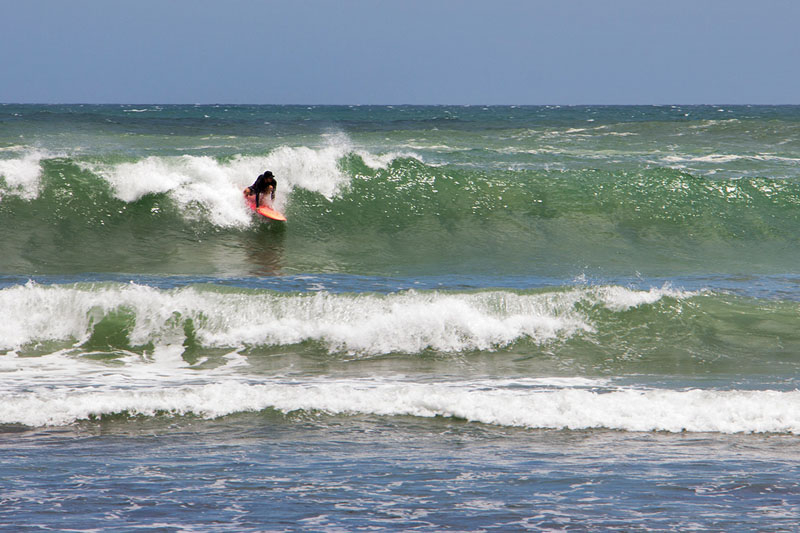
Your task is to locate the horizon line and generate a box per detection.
[3,102,800,107]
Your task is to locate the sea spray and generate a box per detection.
[0,150,47,200]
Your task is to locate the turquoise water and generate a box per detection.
[2,105,800,530]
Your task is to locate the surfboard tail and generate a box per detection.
[247,198,287,221]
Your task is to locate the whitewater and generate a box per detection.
[2,104,800,530]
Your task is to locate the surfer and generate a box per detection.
[244,170,277,207]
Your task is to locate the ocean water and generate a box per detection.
[2,104,800,530]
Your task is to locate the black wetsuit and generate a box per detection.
[249,173,277,207]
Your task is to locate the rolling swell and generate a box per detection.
[332,154,800,237]
[2,281,798,377]
[2,149,800,276]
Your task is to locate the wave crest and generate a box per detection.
[0,282,694,356]
[0,150,48,201]
[4,379,799,434]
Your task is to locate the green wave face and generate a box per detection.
[2,152,799,277]
[301,157,800,276]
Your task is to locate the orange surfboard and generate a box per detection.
[247,199,287,221]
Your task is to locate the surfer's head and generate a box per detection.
[263,171,274,178]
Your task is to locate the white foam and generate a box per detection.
[401,143,464,152]
[3,378,800,433]
[0,145,28,152]
[688,119,741,129]
[662,154,743,164]
[753,153,800,163]
[357,149,419,169]
[662,151,800,168]
[80,154,254,227]
[0,151,47,201]
[0,283,595,355]
[603,132,638,137]
[594,285,695,312]
[78,135,410,226]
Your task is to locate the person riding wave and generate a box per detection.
[244,170,277,207]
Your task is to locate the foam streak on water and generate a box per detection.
[3,376,799,434]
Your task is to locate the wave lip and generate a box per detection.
[0,150,48,200]
[66,135,413,228]
[76,150,346,228]
[3,379,799,434]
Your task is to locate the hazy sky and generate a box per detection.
[2,0,798,105]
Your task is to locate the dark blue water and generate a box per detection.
[5,417,800,531]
